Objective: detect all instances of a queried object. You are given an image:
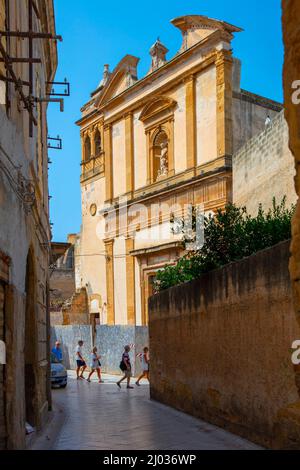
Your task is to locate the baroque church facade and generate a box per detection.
[75,15,282,326]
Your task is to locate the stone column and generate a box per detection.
[90,128,96,157]
[80,132,85,162]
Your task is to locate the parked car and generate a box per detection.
[50,352,67,388]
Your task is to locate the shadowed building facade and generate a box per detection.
[75,15,282,327]
[0,0,57,449]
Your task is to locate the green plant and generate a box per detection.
[154,197,295,293]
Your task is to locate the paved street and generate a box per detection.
[32,372,261,450]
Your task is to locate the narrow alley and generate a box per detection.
[32,372,260,450]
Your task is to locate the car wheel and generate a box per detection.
[60,384,67,388]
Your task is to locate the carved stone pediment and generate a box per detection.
[139,96,177,124]
[96,55,139,108]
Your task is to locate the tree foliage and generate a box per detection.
[154,198,295,293]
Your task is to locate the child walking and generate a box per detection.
[136,347,150,386]
[87,347,104,383]
[116,345,134,389]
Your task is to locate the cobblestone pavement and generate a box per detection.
[35,371,261,450]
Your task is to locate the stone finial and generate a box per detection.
[97,64,111,89]
[148,38,169,73]
[125,65,138,88]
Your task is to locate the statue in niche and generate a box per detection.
[157,141,168,178]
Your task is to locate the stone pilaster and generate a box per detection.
[104,240,115,325]
[125,113,134,195]
[216,50,233,158]
[125,237,135,325]
[104,124,113,202]
[185,74,197,170]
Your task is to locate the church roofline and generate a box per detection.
[77,16,243,124]
[76,28,226,125]
[171,15,243,34]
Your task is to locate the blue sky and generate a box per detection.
[48,0,283,242]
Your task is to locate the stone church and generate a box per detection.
[74,15,286,327]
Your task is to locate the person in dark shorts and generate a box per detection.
[75,340,87,379]
[116,345,134,389]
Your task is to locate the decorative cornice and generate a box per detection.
[100,161,231,216]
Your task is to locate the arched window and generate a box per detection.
[95,129,101,156]
[153,130,168,181]
[84,135,91,161]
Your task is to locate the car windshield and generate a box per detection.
[51,352,60,364]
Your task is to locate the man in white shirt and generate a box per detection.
[76,340,87,379]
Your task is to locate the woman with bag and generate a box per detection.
[87,346,104,383]
[116,345,134,389]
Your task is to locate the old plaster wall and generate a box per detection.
[149,240,300,448]
[113,236,127,325]
[78,176,107,306]
[196,65,217,166]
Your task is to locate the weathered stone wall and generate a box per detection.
[232,89,282,154]
[50,269,75,305]
[0,1,57,449]
[51,325,149,375]
[278,0,300,450]
[149,240,300,448]
[233,111,297,214]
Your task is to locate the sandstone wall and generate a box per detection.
[278,0,300,449]
[50,268,75,310]
[149,240,300,448]
[233,111,297,214]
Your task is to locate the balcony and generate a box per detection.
[80,152,105,182]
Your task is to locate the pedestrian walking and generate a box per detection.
[135,347,150,386]
[75,340,87,379]
[116,345,134,389]
[87,347,104,383]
